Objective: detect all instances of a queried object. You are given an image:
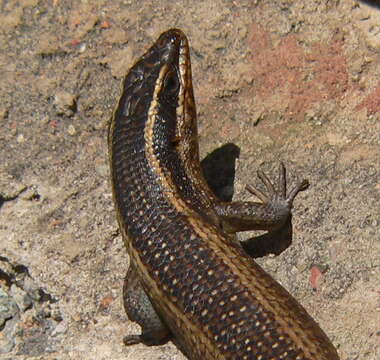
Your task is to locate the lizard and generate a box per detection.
[108,28,340,360]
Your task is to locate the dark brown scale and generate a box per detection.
[108,29,340,360]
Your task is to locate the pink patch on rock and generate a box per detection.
[355,81,380,115]
[248,24,352,120]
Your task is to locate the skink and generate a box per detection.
[108,28,339,360]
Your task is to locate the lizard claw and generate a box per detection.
[246,163,309,209]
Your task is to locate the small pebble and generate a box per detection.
[17,134,25,143]
[68,125,76,136]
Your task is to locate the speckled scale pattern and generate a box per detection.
[111,125,305,359]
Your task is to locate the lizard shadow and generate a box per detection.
[201,143,239,202]
[201,143,293,258]
[358,0,380,9]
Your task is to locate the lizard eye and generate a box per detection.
[163,69,180,96]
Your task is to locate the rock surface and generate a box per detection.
[0,1,379,359]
